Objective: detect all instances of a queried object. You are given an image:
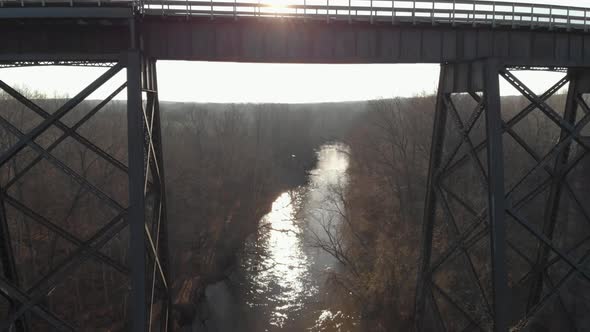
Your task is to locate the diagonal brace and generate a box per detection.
[0,64,123,168]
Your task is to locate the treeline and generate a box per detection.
[0,89,360,330]
[318,91,589,331]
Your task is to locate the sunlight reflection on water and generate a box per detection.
[242,144,352,331]
[255,191,316,327]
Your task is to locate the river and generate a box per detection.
[195,143,358,332]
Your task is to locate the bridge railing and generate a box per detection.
[140,0,590,30]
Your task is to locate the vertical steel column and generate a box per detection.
[127,50,147,332]
[150,58,172,332]
[527,69,580,310]
[415,65,449,331]
[484,59,509,332]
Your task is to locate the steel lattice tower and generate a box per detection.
[0,7,171,332]
[416,60,590,331]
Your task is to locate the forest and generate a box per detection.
[0,82,589,331]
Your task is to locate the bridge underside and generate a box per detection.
[2,15,590,66]
[141,18,590,66]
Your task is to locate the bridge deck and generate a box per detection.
[3,1,590,31]
[140,16,590,66]
[1,0,590,66]
[143,0,590,31]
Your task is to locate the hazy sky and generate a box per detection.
[1,0,586,104]
[0,62,569,104]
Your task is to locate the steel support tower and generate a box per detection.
[416,59,590,331]
[0,7,171,332]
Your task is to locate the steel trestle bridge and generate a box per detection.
[1,0,590,331]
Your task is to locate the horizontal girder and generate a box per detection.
[2,16,590,66]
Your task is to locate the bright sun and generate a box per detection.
[260,0,293,14]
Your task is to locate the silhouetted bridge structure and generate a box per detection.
[0,1,589,331]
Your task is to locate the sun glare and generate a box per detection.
[258,0,295,15]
